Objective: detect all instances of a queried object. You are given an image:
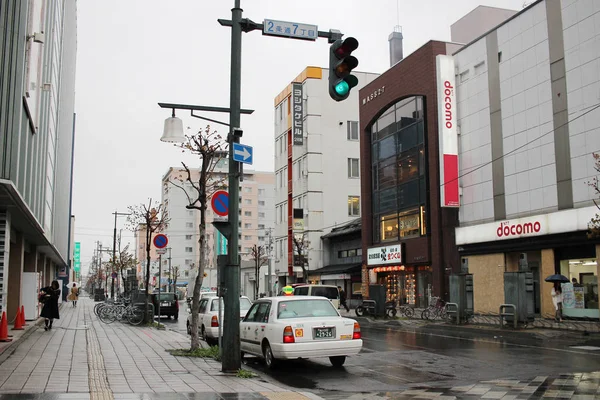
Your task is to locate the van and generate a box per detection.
[293,284,340,309]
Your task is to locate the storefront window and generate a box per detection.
[560,258,599,319]
[399,210,420,238]
[381,213,398,241]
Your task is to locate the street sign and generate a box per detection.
[156,248,167,255]
[232,143,253,165]
[74,242,81,272]
[153,234,168,249]
[263,19,318,41]
[211,190,229,217]
[111,272,117,278]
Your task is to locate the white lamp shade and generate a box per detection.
[161,116,185,143]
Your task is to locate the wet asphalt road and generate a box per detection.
[163,302,600,393]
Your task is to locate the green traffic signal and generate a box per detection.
[335,81,350,96]
[328,37,359,102]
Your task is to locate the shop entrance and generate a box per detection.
[373,266,431,308]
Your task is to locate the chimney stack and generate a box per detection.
[388,26,403,67]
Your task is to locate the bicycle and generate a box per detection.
[98,302,144,325]
[385,300,414,318]
[421,296,447,320]
[355,300,377,317]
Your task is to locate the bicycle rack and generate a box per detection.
[445,302,460,325]
[499,304,517,329]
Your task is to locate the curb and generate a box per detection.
[0,317,45,365]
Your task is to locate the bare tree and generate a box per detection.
[113,232,137,296]
[168,125,227,351]
[126,199,168,320]
[588,152,600,238]
[250,245,269,299]
[292,233,310,283]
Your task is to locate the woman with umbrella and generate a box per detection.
[545,274,569,322]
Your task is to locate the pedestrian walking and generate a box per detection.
[338,286,349,312]
[551,282,563,322]
[68,283,79,307]
[40,280,60,331]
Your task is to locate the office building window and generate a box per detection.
[244,187,252,193]
[348,158,359,178]
[258,224,265,229]
[258,189,265,195]
[186,222,193,228]
[185,235,192,240]
[244,235,252,240]
[244,211,252,216]
[348,196,360,216]
[259,212,265,218]
[244,223,252,229]
[244,247,253,253]
[347,121,359,140]
[258,236,265,242]
[185,247,193,252]
[185,259,192,265]
[244,199,252,205]
[258,200,265,206]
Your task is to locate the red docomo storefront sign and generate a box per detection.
[497,220,542,238]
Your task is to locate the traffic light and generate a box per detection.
[329,37,359,102]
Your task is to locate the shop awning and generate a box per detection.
[308,263,361,279]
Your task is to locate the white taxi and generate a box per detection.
[240,296,362,368]
[187,296,253,345]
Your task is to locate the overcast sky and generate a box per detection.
[73,0,527,275]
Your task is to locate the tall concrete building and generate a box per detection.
[161,155,275,298]
[273,67,379,287]
[0,0,77,319]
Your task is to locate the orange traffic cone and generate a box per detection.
[20,305,27,326]
[0,312,12,342]
[12,307,24,330]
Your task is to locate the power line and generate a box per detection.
[442,102,600,188]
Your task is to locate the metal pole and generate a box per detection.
[157,253,162,327]
[222,0,242,372]
[112,211,117,299]
[168,248,172,293]
[267,228,273,297]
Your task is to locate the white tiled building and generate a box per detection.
[273,67,379,285]
[452,0,600,319]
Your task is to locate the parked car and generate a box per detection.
[186,296,253,345]
[240,296,362,368]
[186,291,218,306]
[150,292,179,319]
[292,284,340,309]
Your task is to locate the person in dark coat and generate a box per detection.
[40,280,60,331]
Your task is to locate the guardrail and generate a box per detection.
[499,304,517,329]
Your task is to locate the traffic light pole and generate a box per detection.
[221,0,243,373]
[215,1,349,372]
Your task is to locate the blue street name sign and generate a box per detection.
[232,143,253,165]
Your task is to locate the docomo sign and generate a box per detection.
[497,220,542,238]
[436,55,459,208]
[367,244,402,265]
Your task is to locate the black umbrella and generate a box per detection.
[544,274,570,283]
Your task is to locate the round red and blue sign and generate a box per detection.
[153,234,168,249]
[211,190,229,217]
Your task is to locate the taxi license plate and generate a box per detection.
[314,327,333,338]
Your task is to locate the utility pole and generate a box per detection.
[221,0,243,373]
[112,211,131,299]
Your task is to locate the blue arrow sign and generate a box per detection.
[232,143,253,165]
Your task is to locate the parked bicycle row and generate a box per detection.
[93,295,151,325]
[354,296,451,321]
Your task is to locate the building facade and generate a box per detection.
[273,67,379,286]
[0,0,77,319]
[453,0,600,319]
[358,41,466,308]
[161,158,275,298]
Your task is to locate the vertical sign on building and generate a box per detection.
[436,55,460,207]
[74,242,81,272]
[292,83,303,145]
[215,230,228,255]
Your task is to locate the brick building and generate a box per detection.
[358,41,463,306]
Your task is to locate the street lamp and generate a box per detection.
[161,109,185,143]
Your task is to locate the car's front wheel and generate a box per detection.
[263,342,277,369]
[329,356,346,367]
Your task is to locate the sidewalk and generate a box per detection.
[0,297,324,399]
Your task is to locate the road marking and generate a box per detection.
[570,345,600,350]
[361,325,600,356]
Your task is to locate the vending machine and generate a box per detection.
[22,272,41,320]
